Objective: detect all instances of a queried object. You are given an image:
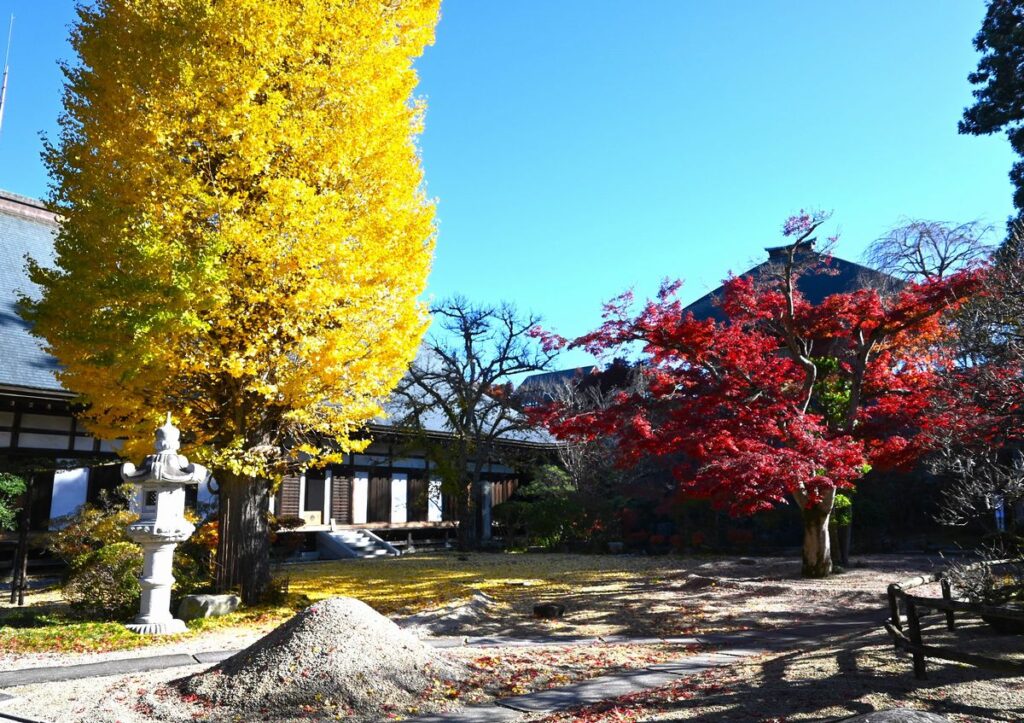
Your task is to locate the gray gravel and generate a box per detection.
[178,596,466,719]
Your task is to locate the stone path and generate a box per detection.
[406,614,879,722]
[0,612,879,723]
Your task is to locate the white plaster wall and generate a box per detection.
[49,467,90,527]
[322,470,332,524]
[391,473,408,524]
[427,476,443,522]
[351,472,368,525]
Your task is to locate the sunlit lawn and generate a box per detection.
[1,552,695,655]
[287,552,690,614]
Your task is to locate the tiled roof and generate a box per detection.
[0,191,66,395]
[684,243,899,321]
[516,366,600,406]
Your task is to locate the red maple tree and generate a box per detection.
[535,213,982,576]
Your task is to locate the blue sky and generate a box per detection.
[0,1,1014,370]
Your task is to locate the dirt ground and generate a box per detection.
[533,622,1024,722]
[397,553,953,639]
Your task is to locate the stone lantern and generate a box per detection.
[122,414,205,634]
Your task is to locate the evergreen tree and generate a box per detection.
[960,0,1024,249]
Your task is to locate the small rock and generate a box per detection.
[178,593,241,622]
[738,557,758,565]
[840,710,949,723]
[533,603,566,619]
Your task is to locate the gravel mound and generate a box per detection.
[399,589,497,636]
[181,597,465,718]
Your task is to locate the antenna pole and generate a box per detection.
[0,15,13,137]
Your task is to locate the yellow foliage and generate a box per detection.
[286,553,685,615]
[24,0,441,478]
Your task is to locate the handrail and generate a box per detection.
[885,558,1024,679]
[360,528,401,556]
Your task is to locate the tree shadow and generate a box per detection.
[647,628,1022,722]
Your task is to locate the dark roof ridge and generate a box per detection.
[0,190,58,227]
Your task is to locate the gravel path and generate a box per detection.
[2,554,1003,723]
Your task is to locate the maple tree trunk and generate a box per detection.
[215,471,271,605]
[800,501,834,578]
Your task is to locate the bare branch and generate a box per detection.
[865,219,993,282]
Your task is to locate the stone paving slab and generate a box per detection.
[428,637,468,649]
[595,635,665,645]
[697,651,749,664]
[708,647,772,658]
[464,635,597,647]
[0,654,195,687]
[647,659,716,674]
[192,650,240,664]
[496,669,682,713]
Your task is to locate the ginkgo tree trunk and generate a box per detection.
[536,212,981,578]
[22,0,441,603]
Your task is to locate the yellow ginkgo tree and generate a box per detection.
[22,0,441,603]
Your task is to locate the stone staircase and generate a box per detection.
[316,528,401,560]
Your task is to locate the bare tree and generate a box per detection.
[391,296,556,548]
[865,219,992,281]
[933,449,1024,536]
[545,361,644,493]
[931,232,1024,544]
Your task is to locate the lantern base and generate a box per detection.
[126,619,188,635]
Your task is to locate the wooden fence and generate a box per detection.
[885,560,1024,679]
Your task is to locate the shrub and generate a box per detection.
[832,493,853,528]
[53,482,215,617]
[945,551,1024,607]
[0,472,26,531]
[50,506,138,565]
[63,542,143,620]
[173,512,217,602]
[493,465,578,548]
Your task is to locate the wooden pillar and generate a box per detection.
[940,579,956,631]
[905,598,927,680]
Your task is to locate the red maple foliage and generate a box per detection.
[535,213,982,576]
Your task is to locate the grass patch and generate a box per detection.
[287,551,693,614]
[0,592,312,654]
[0,615,173,654]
